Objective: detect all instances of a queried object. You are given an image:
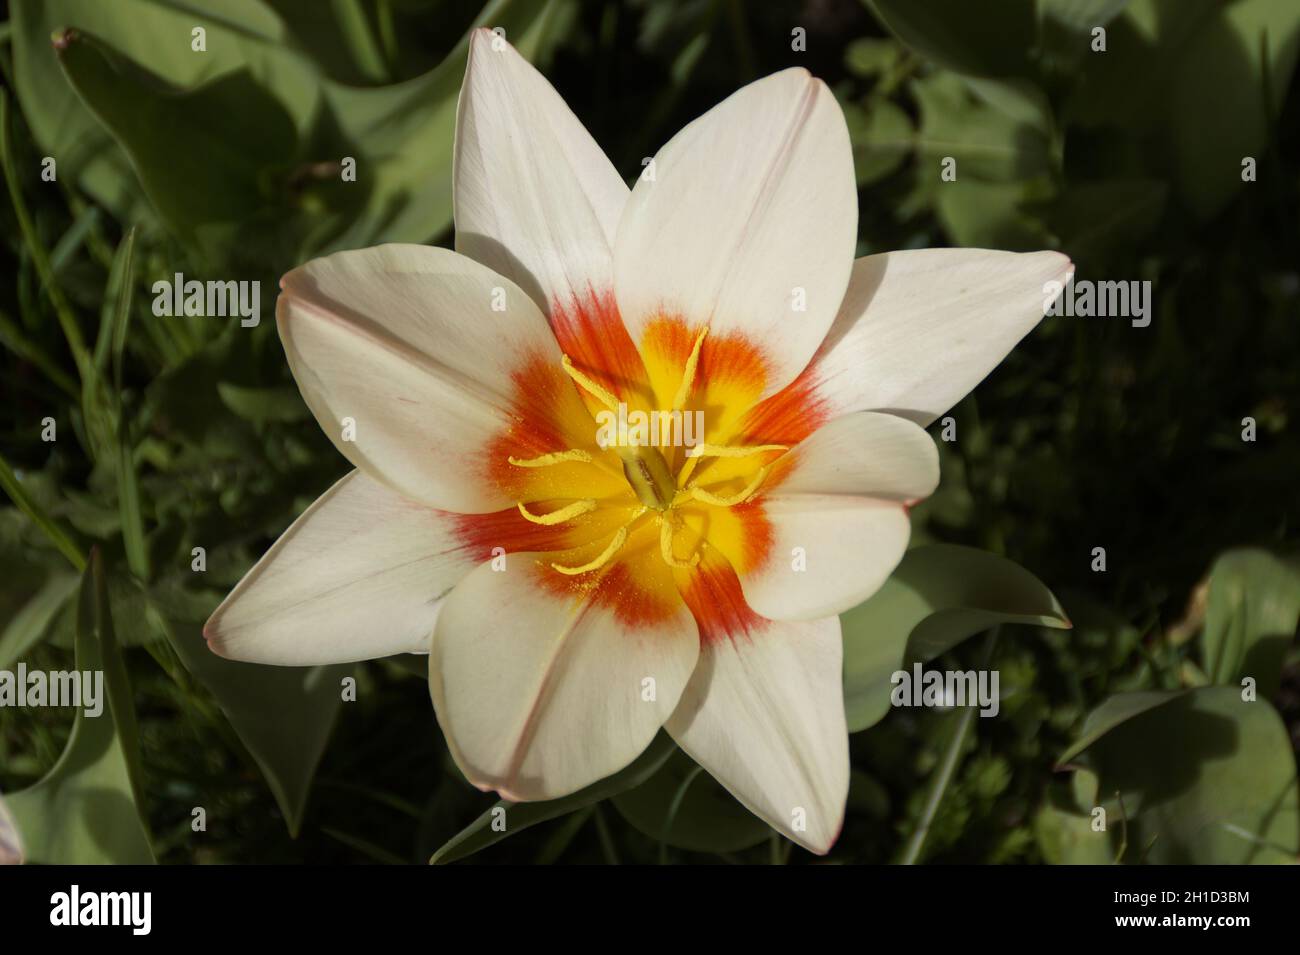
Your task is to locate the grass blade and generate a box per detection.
[0,449,86,572]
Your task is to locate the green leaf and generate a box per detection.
[1039,0,1133,68]
[961,76,1055,135]
[867,0,1036,77]
[262,0,391,84]
[611,748,772,853]
[151,608,347,837]
[848,768,892,819]
[7,550,155,863]
[0,308,79,399]
[11,0,317,218]
[98,227,138,389]
[1033,800,1116,864]
[1045,179,1167,265]
[909,72,1056,247]
[1056,689,1183,766]
[1039,0,1132,33]
[431,732,676,864]
[913,73,1051,182]
[1162,0,1300,220]
[1200,548,1300,698]
[216,382,310,424]
[93,228,151,582]
[55,30,300,254]
[321,0,569,247]
[1059,687,1299,863]
[1069,0,1300,220]
[843,98,914,187]
[0,570,79,670]
[844,37,899,77]
[115,433,150,582]
[0,90,93,377]
[935,177,1055,249]
[93,228,136,374]
[46,569,167,650]
[0,450,87,572]
[841,544,1070,733]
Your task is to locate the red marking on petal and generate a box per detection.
[451,507,574,559]
[737,362,829,446]
[680,553,770,646]
[484,353,584,459]
[551,289,652,405]
[452,513,682,631]
[734,498,776,573]
[554,559,681,631]
[641,315,771,398]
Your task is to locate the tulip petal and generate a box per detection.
[739,411,938,621]
[668,566,847,854]
[205,471,475,665]
[430,558,699,801]
[614,68,857,398]
[278,244,582,513]
[808,248,1073,426]
[454,28,628,318]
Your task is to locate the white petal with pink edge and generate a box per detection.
[810,248,1073,426]
[740,411,938,621]
[666,615,848,855]
[429,559,700,802]
[205,470,476,665]
[454,29,628,317]
[278,244,559,513]
[614,68,857,398]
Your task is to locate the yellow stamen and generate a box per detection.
[551,506,647,575]
[671,326,709,411]
[551,527,628,575]
[659,516,700,569]
[685,442,788,459]
[682,466,770,507]
[508,449,593,468]
[517,499,597,525]
[561,354,619,411]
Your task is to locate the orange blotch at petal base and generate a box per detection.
[452,292,829,644]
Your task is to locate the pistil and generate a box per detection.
[620,443,677,511]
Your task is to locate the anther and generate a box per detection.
[551,527,628,575]
[550,506,648,575]
[508,449,593,468]
[561,354,619,411]
[671,326,709,411]
[517,499,597,525]
[680,466,771,507]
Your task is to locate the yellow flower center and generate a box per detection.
[510,326,785,576]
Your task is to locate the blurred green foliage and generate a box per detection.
[1,0,1298,864]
